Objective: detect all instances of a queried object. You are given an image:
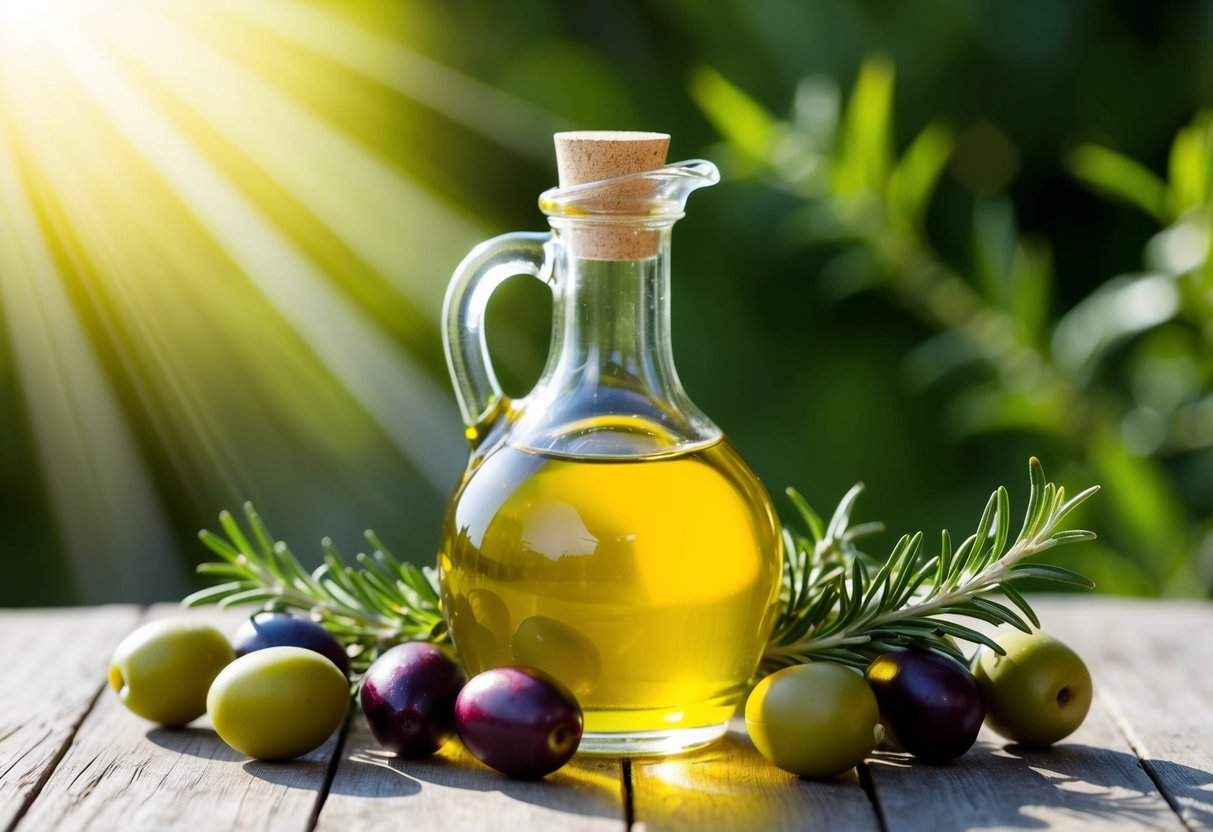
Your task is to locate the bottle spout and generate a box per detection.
[538,159,721,222]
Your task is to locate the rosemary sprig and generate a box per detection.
[182,457,1097,680]
[763,457,1099,673]
[182,502,447,673]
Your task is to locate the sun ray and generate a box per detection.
[203,0,573,164]
[6,100,248,503]
[0,125,185,602]
[94,2,485,316]
[33,4,464,491]
[0,0,533,601]
[4,11,394,510]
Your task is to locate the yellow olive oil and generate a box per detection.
[439,427,781,753]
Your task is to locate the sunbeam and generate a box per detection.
[43,14,462,483]
[206,0,573,164]
[0,127,183,601]
[0,0,540,601]
[97,3,482,314]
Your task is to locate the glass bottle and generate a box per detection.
[439,132,782,755]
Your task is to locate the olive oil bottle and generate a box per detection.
[440,132,783,754]
[441,429,780,748]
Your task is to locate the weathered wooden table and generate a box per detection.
[2,597,1210,831]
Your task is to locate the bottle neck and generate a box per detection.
[514,225,719,457]
[552,237,674,391]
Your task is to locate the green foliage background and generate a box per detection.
[2,1,1211,603]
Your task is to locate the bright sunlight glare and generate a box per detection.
[0,0,538,600]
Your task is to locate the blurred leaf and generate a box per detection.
[783,200,852,246]
[972,199,1017,308]
[901,329,981,390]
[1010,235,1053,343]
[1167,109,1213,216]
[946,386,1068,439]
[1089,430,1188,587]
[817,246,884,300]
[1067,143,1170,224]
[1144,212,1212,276]
[792,76,841,150]
[1205,210,1213,294]
[1052,273,1180,376]
[690,66,781,166]
[776,77,841,192]
[1125,329,1205,414]
[887,122,954,226]
[832,56,895,197]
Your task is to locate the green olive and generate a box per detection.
[108,617,235,726]
[746,662,883,779]
[208,646,349,760]
[972,626,1092,747]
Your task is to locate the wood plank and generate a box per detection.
[316,715,625,832]
[1037,596,1213,831]
[14,605,343,832]
[0,605,141,832]
[5,598,1209,831]
[630,720,880,832]
[868,713,1186,831]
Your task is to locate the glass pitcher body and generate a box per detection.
[439,144,782,755]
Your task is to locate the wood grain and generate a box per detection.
[14,605,342,832]
[0,605,141,832]
[629,721,879,832]
[1037,597,1213,831]
[868,715,1186,831]
[317,715,625,831]
[2,598,1211,831]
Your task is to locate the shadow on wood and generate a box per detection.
[144,726,238,760]
[867,733,1190,831]
[1141,758,1213,829]
[315,716,625,830]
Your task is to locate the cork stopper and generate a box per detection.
[552,131,670,260]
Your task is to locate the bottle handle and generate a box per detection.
[442,231,552,447]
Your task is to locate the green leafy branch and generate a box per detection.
[693,58,1059,397]
[694,57,1208,595]
[763,457,1098,672]
[182,503,446,673]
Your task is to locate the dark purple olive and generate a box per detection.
[455,666,583,779]
[360,642,466,758]
[233,612,350,678]
[865,650,985,763]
